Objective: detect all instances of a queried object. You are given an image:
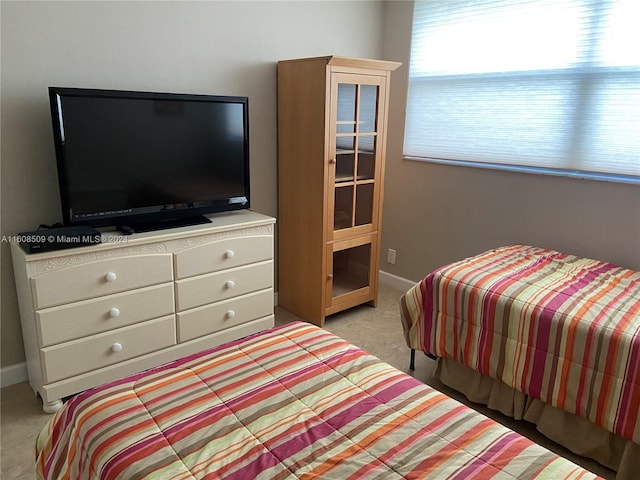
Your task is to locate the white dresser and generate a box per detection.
[11,210,275,413]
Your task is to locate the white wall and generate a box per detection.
[381,1,640,284]
[0,0,386,368]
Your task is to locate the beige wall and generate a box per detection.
[0,0,385,368]
[4,0,639,371]
[380,1,640,282]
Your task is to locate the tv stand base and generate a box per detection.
[119,215,212,235]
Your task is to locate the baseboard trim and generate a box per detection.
[379,270,416,292]
[1,362,28,388]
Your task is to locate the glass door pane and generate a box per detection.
[332,243,371,298]
[355,184,374,226]
[358,84,379,133]
[357,135,376,181]
[334,81,357,232]
[337,84,357,133]
[357,85,379,183]
[334,186,353,230]
[335,136,355,182]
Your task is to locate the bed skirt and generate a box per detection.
[436,357,640,480]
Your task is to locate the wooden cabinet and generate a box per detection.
[277,56,400,326]
[11,210,275,412]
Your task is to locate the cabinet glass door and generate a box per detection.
[330,75,385,240]
[325,234,377,311]
[331,243,371,298]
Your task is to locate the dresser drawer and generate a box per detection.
[176,261,273,311]
[177,288,273,342]
[41,315,176,383]
[32,254,174,308]
[175,235,272,279]
[36,283,175,347]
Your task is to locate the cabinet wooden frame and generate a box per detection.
[277,56,400,326]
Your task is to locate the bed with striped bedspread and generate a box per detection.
[400,245,640,445]
[36,321,599,479]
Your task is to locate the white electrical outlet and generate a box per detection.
[387,248,397,264]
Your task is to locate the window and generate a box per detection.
[404,0,640,182]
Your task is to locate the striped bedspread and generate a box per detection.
[400,245,640,444]
[36,322,601,479]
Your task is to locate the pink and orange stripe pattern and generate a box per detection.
[401,245,640,444]
[37,322,601,479]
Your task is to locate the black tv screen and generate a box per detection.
[49,87,250,232]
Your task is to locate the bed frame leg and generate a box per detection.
[410,349,416,371]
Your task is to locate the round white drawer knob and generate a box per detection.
[105,272,117,282]
[224,250,235,259]
[111,343,123,353]
[226,310,236,319]
[108,308,120,318]
[225,280,235,289]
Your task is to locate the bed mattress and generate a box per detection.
[400,245,640,444]
[37,321,601,479]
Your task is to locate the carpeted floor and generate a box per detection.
[0,284,614,479]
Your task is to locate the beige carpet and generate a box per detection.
[0,284,614,479]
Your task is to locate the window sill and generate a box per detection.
[403,156,640,186]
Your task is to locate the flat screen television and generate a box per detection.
[48,87,250,233]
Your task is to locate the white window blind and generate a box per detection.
[404,0,640,181]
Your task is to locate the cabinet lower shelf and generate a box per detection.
[332,270,370,297]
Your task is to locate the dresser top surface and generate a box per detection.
[11,210,275,261]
